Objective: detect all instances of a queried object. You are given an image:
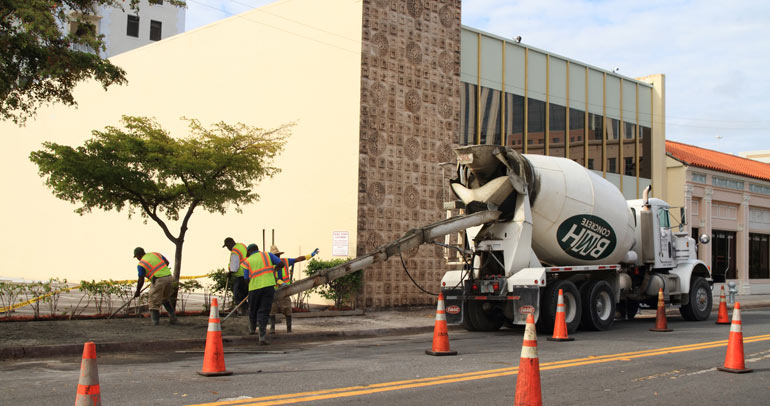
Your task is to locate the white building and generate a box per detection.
[67,0,185,57]
[738,150,770,164]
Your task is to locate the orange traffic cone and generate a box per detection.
[715,285,730,324]
[75,342,101,406]
[547,289,574,342]
[718,302,753,373]
[514,313,542,406]
[198,297,233,376]
[426,293,457,356]
[649,288,672,332]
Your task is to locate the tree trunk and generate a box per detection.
[169,239,184,308]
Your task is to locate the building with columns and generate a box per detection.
[666,140,770,294]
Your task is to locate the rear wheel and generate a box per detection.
[680,277,712,321]
[537,280,581,334]
[579,280,616,331]
[465,300,503,331]
[617,300,639,320]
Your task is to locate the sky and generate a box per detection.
[184,0,770,155]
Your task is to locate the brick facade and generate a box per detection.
[358,0,461,308]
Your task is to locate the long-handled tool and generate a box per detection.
[108,286,148,319]
[220,296,248,324]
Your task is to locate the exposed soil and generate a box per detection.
[0,307,436,349]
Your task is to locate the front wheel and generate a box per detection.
[579,280,616,331]
[680,277,712,321]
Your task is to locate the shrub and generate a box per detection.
[305,258,361,310]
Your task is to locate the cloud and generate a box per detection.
[461,0,770,154]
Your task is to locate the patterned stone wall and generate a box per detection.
[358,0,461,308]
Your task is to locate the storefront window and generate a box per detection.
[749,233,770,279]
[712,230,736,281]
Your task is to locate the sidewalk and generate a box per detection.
[1,294,769,360]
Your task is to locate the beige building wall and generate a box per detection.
[0,0,363,289]
[637,74,666,201]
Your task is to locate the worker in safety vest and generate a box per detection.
[133,247,177,325]
[269,245,319,333]
[223,237,249,314]
[240,244,284,344]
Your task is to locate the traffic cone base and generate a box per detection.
[719,302,752,374]
[548,289,575,342]
[75,341,101,406]
[514,313,542,406]
[650,288,673,332]
[426,293,457,356]
[715,285,730,324]
[199,297,233,377]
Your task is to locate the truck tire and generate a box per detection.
[461,301,478,331]
[466,300,504,331]
[579,280,616,331]
[537,280,581,334]
[680,277,712,321]
[617,300,639,320]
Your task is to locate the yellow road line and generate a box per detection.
[188,334,770,406]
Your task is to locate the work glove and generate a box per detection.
[134,290,141,298]
[308,248,319,258]
[279,283,290,290]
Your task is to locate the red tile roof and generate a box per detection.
[666,140,770,182]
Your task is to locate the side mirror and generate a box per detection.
[699,234,710,244]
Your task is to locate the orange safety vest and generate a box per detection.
[273,258,293,290]
[138,252,171,281]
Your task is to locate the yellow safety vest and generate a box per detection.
[231,243,247,277]
[138,252,171,281]
[274,258,292,290]
[242,252,277,291]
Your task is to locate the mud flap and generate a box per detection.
[442,289,464,324]
[508,286,540,325]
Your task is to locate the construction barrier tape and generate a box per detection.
[0,274,211,313]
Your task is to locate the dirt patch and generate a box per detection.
[0,307,437,349]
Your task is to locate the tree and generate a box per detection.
[0,1,185,125]
[29,115,290,295]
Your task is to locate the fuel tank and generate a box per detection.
[451,145,636,266]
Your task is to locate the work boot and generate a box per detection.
[269,315,276,334]
[286,316,292,333]
[248,320,257,335]
[163,302,178,325]
[150,310,160,326]
[258,326,270,345]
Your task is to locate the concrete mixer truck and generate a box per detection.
[440,144,713,332]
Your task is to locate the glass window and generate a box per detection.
[639,126,652,179]
[624,157,634,176]
[479,87,501,145]
[528,98,546,155]
[587,158,594,170]
[658,208,670,228]
[712,230,737,280]
[127,15,139,38]
[624,121,635,140]
[750,183,770,195]
[150,20,162,41]
[460,82,477,145]
[549,104,566,157]
[505,92,525,150]
[749,233,770,279]
[568,108,585,164]
[588,113,603,141]
[692,172,707,183]
[608,157,617,174]
[607,118,620,141]
[713,176,744,191]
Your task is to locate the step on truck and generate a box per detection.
[440,145,713,332]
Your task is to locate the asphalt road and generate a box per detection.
[2,310,769,405]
